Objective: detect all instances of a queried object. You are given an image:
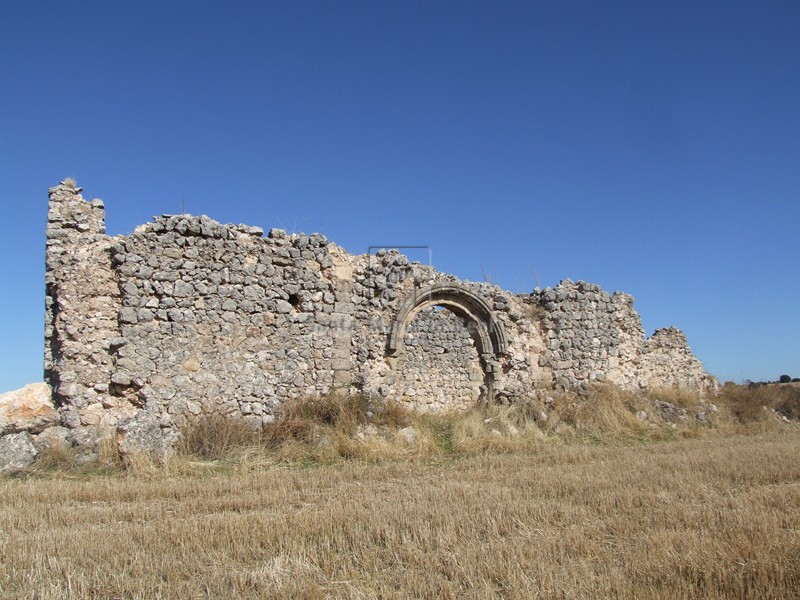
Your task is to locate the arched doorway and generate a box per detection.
[387,284,507,406]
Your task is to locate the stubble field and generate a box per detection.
[2,430,799,599]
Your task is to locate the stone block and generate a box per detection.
[33,426,70,452]
[331,358,351,371]
[334,302,354,315]
[119,307,138,324]
[117,410,172,461]
[0,432,38,473]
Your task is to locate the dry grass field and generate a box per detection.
[2,384,799,599]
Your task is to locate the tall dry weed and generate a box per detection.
[179,413,261,459]
[557,383,652,438]
[717,382,800,423]
[451,405,546,454]
[648,386,701,411]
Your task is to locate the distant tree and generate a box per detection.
[793,378,800,383]
[779,374,792,383]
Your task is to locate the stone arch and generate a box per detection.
[387,283,507,403]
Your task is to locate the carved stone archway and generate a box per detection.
[387,283,507,403]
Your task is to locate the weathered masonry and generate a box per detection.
[44,180,716,452]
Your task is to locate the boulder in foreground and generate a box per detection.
[0,383,58,435]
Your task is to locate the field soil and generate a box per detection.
[2,431,799,599]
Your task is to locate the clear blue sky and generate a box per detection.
[1,1,798,391]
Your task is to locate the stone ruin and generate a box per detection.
[4,179,717,462]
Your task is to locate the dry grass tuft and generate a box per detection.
[179,413,261,460]
[263,394,367,447]
[559,383,652,438]
[450,406,546,454]
[97,435,124,467]
[649,386,702,411]
[123,451,161,477]
[26,435,126,478]
[717,381,800,423]
[31,442,76,471]
[258,394,422,463]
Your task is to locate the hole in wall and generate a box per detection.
[288,293,301,311]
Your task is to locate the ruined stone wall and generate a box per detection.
[537,280,716,393]
[108,215,341,434]
[641,327,714,390]
[42,180,716,454]
[538,280,639,389]
[339,250,550,407]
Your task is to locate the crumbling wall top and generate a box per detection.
[46,179,106,242]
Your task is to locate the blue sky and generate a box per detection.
[1,1,798,391]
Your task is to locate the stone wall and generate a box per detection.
[108,214,339,436]
[42,180,717,454]
[641,327,714,390]
[536,279,715,392]
[45,181,132,442]
[400,307,484,411]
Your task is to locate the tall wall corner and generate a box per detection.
[44,179,122,427]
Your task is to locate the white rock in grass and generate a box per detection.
[0,432,38,473]
[397,426,418,445]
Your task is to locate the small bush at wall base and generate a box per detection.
[179,414,261,460]
[26,434,125,476]
[262,394,412,449]
[262,394,365,448]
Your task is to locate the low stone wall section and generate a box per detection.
[537,280,716,393]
